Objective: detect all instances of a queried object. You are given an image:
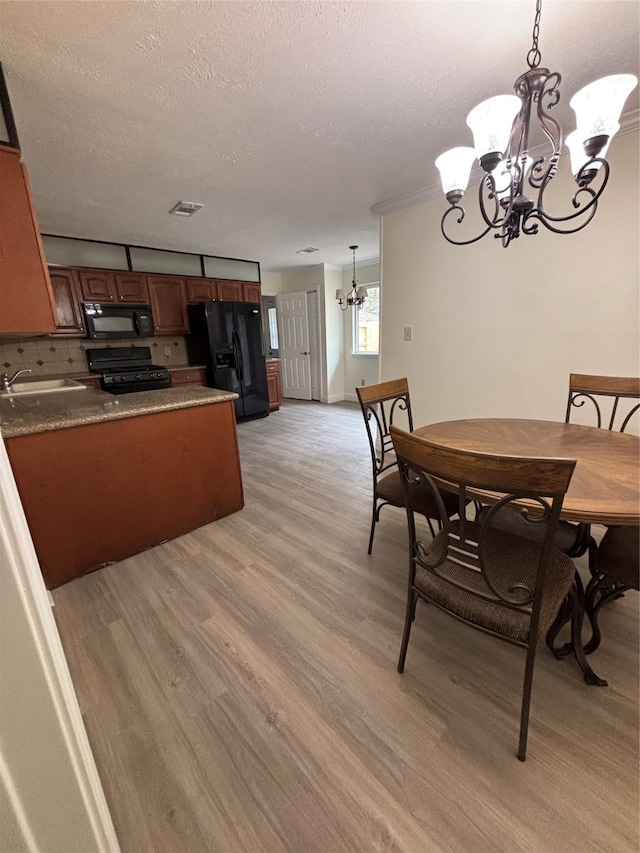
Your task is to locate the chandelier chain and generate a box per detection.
[527,0,542,69]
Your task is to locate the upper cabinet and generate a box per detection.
[46,264,261,338]
[0,146,56,334]
[78,269,116,302]
[242,282,262,305]
[78,269,149,304]
[186,278,217,303]
[114,273,149,303]
[49,268,85,336]
[216,280,244,302]
[147,276,188,334]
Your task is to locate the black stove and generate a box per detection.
[86,346,171,395]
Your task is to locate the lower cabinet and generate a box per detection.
[6,401,244,588]
[170,367,207,387]
[266,360,282,411]
[79,376,102,389]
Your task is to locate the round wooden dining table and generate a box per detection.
[414,417,639,686]
[413,418,640,526]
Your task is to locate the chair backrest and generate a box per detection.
[566,374,640,433]
[356,378,413,480]
[390,425,576,620]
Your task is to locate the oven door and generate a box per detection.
[83,304,153,339]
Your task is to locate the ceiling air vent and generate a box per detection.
[295,247,319,254]
[169,201,204,217]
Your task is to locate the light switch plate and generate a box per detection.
[404,326,413,341]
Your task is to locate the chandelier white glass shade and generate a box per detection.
[336,245,366,311]
[435,0,637,248]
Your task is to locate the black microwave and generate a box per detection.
[82,303,155,340]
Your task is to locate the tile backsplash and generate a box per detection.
[0,336,189,377]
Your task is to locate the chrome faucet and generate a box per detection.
[1,368,32,392]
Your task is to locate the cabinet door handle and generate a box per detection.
[300,351,310,355]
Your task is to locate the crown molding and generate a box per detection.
[338,257,381,272]
[371,108,640,218]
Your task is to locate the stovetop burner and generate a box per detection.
[86,346,171,395]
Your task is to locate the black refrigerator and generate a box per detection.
[186,301,269,422]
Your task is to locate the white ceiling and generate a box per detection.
[0,1,638,272]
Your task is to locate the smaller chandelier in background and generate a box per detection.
[336,245,367,311]
[434,0,637,248]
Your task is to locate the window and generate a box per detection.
[268,306,279,351]
[352,283,380,355]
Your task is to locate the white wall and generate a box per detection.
[342,260,381,400]
[260,270,283,295]
[379,129,640,429]
[324,267,346,402]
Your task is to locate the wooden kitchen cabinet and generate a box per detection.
[147,276,188,334]
[186,278,217,303]
[242,282,262,304]
[78,269,116,302]
[0,146,56,334]
[170,367,207,387]
[266,360,282,411]
[216,279,244,301]
[48,268,85,336]
[6,399,244,588]
[78,269,149,304]
[115,272,149,303]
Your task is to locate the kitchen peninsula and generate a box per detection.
[1,385,243,587]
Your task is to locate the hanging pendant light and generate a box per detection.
[336,245,366,311]
[435,0,637,248]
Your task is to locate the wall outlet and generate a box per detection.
[360,379,365,386]
[404,326,413,341]
[164,347,171,357]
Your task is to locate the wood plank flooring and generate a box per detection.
[52,400,639,853]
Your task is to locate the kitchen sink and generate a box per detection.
[0,378,87,397]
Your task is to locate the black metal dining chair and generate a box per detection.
[583,525,639,654]
[390,424,577,761]
[479,373,640,561]
[356,378,458,554]
[566,374,640,433]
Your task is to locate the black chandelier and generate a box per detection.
[336,245,366,311]
[435,0,637,248]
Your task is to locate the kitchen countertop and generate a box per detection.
[0,385,238,438]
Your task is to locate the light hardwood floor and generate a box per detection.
[52,400,639,853]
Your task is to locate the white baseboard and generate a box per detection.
[325,393,346,404]
[344,393,359,403]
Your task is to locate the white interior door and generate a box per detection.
[276,291,312,400]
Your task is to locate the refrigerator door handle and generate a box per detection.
[233,329,244,384]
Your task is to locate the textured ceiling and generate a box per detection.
[0,1,638,271]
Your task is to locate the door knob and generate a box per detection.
[300,351,310,355]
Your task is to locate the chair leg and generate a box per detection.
[518,640,538,762]
[570,573,608,687]
[583,574,629,655]
[367,495,378,555]
[545,590,574,659]
[398,589,417,673]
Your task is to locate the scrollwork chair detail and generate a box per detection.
[566,374,640,434]
[356,379,458,554]
[390,424,577,761]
